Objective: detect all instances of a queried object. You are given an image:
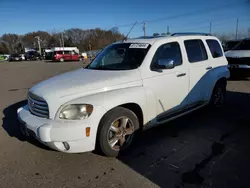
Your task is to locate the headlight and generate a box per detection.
[59,104,93,120]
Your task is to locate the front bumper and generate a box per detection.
[17,105,106,153]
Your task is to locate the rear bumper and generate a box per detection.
[17,105,106,153]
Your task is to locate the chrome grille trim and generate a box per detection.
[28,92,49,118]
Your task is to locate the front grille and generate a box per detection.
[27,92,49,118]
[227,57,250,66]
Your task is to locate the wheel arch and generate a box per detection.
[216,77,227,87]
[208,76,227,101]
[98,102,144,131]
[118,103,144,130]
[95,102,144,156]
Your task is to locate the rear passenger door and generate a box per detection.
[204,39,226,101]
[184,39,211,105]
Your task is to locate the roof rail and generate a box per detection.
[171,32,212,36]
[133,36,166,39]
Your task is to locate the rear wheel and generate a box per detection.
[96,107,139,157]
[209,80,226,108]
[59,58,64,62]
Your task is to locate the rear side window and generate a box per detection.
[206,39,223,58]
[64,51,70,54]
[184,39,208,63]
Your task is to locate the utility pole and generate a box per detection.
[88,41,92,51]
[59,37,62,47]
[209,22,212,34]
[61,32,64,53]
[143,22,146,37]
[35,36,41,55]
[167,25,170,35]
[236,18,239,40]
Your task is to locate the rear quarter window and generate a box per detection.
[206,39,223,58]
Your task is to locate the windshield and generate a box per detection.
[225,41,240,50]
[232,39,250,50]
[86,43,151,70]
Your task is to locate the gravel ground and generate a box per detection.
[0,61,250,188]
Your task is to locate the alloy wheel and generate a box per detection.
[107,116,135,151]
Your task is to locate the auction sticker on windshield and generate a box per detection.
[129,43,149,49]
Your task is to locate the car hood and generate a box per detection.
[225,50,250,58]
[30,68,142,101]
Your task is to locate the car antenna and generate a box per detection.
[123,21,137,42]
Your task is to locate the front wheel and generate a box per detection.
[59,58,64,62]
[96,107,139,157]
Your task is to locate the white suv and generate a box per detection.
[17,33,230,157]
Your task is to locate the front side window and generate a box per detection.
[151,42,182,69]
[206,39,223,58]
[86,43,151,70]
[184,39,208,63]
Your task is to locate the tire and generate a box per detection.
[59,58,64,62]
[209,80,226,108]
[96,107,139,157]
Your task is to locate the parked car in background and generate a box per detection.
[79,52,87,61]
[44,49,53,60]
[8,54,23,61]
[87,50,101,59]
[4,54,10,61]
[0,54,5,61]
[225,38,250,77]
[20,54,25,60]
[52,50,79,62]
[25,51,42,60]
[17,33,229,157]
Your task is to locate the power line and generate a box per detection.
[113,0,246,28]
[146,1,244,24]
[168,15,249,29]
[141,17,250,34]
[176,18,250,33]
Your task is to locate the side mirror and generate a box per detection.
[158,59,175,69]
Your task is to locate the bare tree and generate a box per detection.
[0,28,124,53]
[1,34,21,53]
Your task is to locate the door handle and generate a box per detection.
[206,66,212,70]
[176,73,186,77]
